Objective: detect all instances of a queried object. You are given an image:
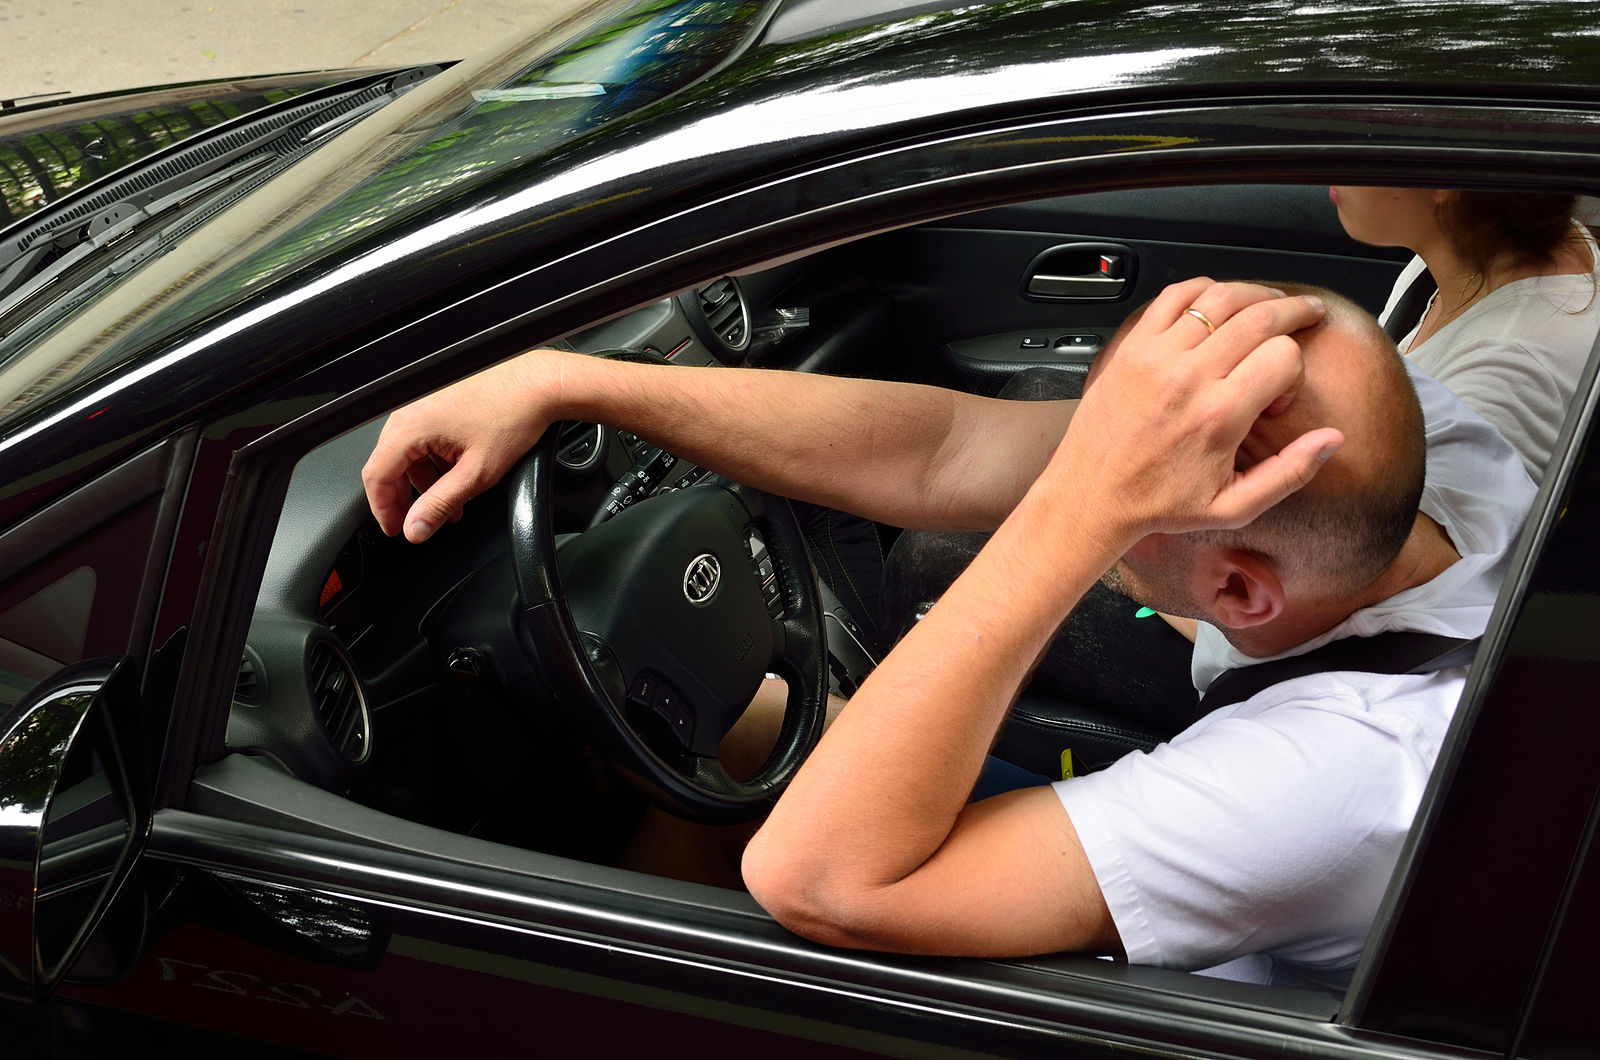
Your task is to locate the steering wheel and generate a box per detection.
[508,426,829,824]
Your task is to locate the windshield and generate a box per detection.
[0,0,766,426]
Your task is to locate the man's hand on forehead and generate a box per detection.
[1085,284,1314,419]
[1051,278,1344,541]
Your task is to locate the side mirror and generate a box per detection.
[0,658,140,1000]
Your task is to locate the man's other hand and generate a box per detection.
[361,352,561,543]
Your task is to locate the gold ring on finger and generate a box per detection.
[1184,307,1217,334]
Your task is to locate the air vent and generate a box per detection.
[695,277,750,355]
[234,646,267,706]
[555,421,606,472]
[308,641,371,763]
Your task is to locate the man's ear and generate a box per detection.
[1201,548,1284,629]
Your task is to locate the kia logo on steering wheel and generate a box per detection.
[683,553,721,604]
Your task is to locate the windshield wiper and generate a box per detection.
[0,65,443,304]
[0,65,444,358]
[0,153,274,311]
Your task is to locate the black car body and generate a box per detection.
[2,0,1597,1056]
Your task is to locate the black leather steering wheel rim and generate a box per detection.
[508,425,829,824]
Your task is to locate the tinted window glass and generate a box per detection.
[0,498,158,711]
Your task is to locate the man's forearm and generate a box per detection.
[364,344,1070,542]
[537,349,1071,530]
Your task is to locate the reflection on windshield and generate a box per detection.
[0,83,328,226]
[198,1,764,305]
[0,0,764,423]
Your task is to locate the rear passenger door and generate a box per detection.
[865,183,1408,394]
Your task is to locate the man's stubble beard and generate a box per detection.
[1098,561,1134,599]
[1099,556,1206,622]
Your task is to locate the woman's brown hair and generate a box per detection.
[1437,191,1580,282]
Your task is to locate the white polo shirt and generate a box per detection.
[1054,366,1535,988]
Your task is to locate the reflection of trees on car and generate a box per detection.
[737,0,1585,90]
[0,89,314,224]
[75,0,770,369]
[0,697,82,816]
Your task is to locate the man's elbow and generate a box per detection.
[741,837,890,950]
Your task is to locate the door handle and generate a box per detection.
[1022,243,1134,301]
[1026,272,1126,298]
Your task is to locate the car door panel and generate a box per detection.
[84,879,887,1060]
[69,761,1347,1060]
[861,185,1409,394]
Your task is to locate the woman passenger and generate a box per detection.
[1329,187,1600,482]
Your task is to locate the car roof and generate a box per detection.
[761,0,1600,95]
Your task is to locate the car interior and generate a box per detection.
[194,179,1507,1008]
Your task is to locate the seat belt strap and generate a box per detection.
[1198,631,1480,713]
[1383,267,1438,343]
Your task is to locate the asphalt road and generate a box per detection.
[2,0,584,102]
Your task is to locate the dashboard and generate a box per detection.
[227,278,818,840]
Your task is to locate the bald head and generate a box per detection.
[1195,284,1424,594]
[1097,283,1423,601]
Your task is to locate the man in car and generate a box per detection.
[363,278,1532,987]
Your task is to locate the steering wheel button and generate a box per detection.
[630,672,661,707]
[656,685,691,730]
